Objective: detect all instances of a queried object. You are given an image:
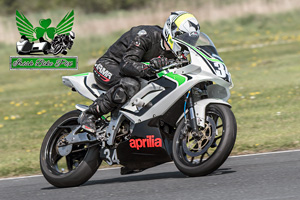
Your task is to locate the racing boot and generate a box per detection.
[78,101,104,133]
[78,91,117,133]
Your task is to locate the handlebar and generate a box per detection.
[163,60,189,70]
[149,60,189,73]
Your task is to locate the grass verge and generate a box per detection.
[0,10,299,177]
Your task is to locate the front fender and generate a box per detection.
[176,98,231,128]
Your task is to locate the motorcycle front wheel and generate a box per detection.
[172,104,237,177]
[40,110,102,187]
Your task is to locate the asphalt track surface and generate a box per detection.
[0,150,299,200]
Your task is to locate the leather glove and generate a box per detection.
[143,65,156,78]
[150,56,168,69]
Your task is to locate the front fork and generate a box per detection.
[185,90,198,132]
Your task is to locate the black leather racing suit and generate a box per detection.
[91,25,176,116]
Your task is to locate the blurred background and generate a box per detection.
[0,0,299,177]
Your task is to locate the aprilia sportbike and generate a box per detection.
[40,32,237,187]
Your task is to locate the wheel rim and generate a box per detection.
[176,108,225,166]
[44,117,89,175]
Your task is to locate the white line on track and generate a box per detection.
[0,174,43,181]
[228,149,300,158]
[0,149,299,181]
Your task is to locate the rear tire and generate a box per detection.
[172,104,237,176]
[40,110,102,187]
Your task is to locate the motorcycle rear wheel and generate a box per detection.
[40,110,102,187]
[172,104,237,177]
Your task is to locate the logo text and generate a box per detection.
[129,135,162,150]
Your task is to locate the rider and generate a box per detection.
[50,31,75,55]
[78,11,201,133]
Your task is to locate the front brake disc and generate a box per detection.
[182,116,216,157]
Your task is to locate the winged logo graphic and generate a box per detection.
[16,10,74,42]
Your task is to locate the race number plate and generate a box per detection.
[100,148,120,165]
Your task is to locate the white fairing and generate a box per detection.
[122,82,165,113]
[62,73,105,101]
[120,69,231,124]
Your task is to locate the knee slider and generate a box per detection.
[112,87,127,104]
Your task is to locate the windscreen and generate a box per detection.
[195,32,220,58]
[195,32,216,47]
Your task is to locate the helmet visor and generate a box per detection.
[175,32,199,46]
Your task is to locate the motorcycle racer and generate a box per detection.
[78,11,201,133]
[50,31,75,55]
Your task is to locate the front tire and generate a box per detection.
[40,110,102,187]
[172,104,237,177]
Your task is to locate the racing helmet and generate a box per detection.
[68,31,75,41]
[162,11,200,54]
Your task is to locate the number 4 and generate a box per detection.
[112,150,120,164]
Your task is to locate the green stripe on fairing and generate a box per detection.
[157,71,166,77]
[72,73,89,76]
[166,72,186,86]
[158,71,186,86]
[146,62,186,85]
[174,38,224,64]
